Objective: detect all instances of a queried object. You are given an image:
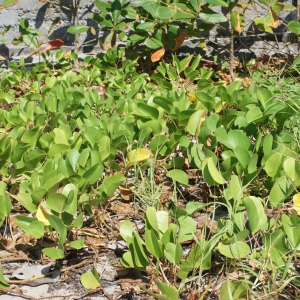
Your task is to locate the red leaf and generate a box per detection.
[43,39,64,52]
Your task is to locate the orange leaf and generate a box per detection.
[171,29,187,51]
[151,48,165,62]
[43,39,64,52]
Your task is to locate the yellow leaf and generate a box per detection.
[188,92,197,102]
[127,148,152,167]
[293,193,300,216]
[36,203,52,226]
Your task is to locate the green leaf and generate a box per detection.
[283,157,300,186]
[145,221,163,259]
[144,37,163,49]
[156,6,176,20]
[244,197,268,234]
[281,213,300,248]
[46,193,67,214]
[262,230,289,267]
[73,212,84,228]
[202,157,226,186]
[246,106,263,123]
[48,215,67,245]
[0,266,9,289]
[42,243,64,259]
[178,216,196,243]
[0,183,12,224]
[112,0,121,25]
[199,9,227,23]
[80,266,100,289]
[269,176,294,208]
[132,231,149,269]
[166,169,189,186]
[99,174,126,197]
[206,0,228,6]
[67,25,89,34]
[220,280,248,300]
[254,17,273,33]
[15,216,44,239]
[223,175,243,202]
[82,164,104,185]
[230,10,244,33]
[264,152,284,177]
[137,103,159,119]
[187,109,205,137]
[164,242,183,264]
[157,281,179,299]
[145,207,159,234]
[69,239,85,250]
[218,240,250,259]
[17,193,37,213]
[288,20,300,35]
[0,0,18,9]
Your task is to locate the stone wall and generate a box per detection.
[0,0,298,67]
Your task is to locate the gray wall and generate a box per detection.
[0,0,298,67]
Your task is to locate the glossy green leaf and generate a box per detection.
[48,215,67,245]
[220,280,248,300]
[246,106,263,123]
[288,20,300,35]
[156,6,175,20]
[187,109,205,137]
[199,9,227,23]
[80,266,100,290]
[157,281,179,300]
[283,157,300,186]
[244,197,268,234]
[262,230,289,267]
[17,193,37,213]
[145,221,163,259]
[264,152,284,177]
[144,37,163,49]
[202,157,226,186]
[269,176,294,208]
[42,243,64,259]
[0,0,18,9]
[218,240,250,259]
[281,213,300,248]
[145,207,159,234]
[164,242,183,264]
[0,266,9,289]
[67,25,89,34]
[166,169,189,186]
[27,220,44,239]
[178,216,196,243]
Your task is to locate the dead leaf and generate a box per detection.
[119,186,133,201]
[151,48,165,63]
[0,238,15,251]
[12,263,60,286]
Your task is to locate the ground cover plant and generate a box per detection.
[1,0,300,299]
[0,46,299,299]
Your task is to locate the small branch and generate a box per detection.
[229,28,235,81]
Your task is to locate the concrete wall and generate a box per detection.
[0,0,298,67]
